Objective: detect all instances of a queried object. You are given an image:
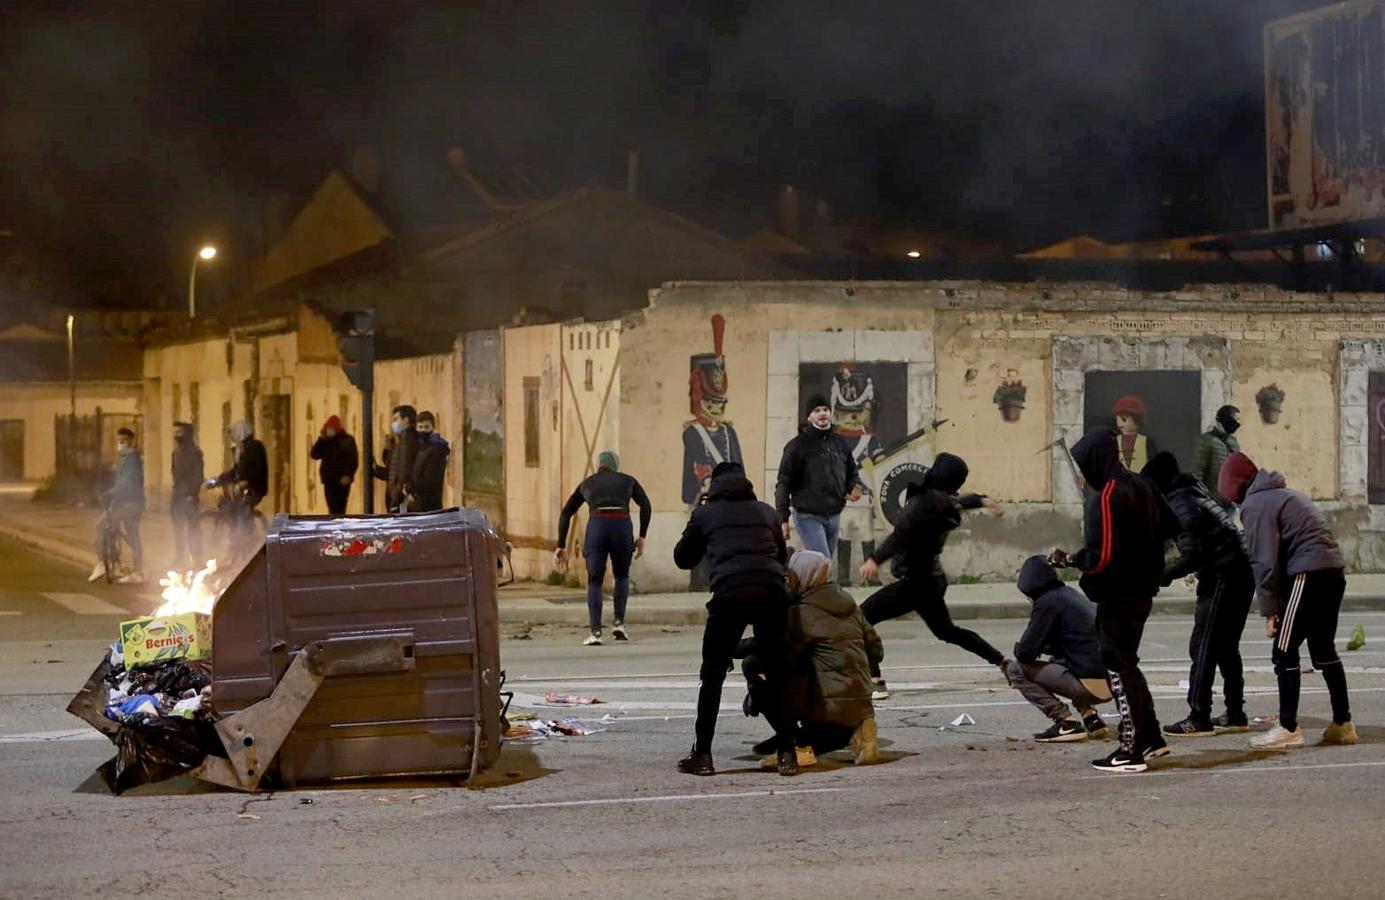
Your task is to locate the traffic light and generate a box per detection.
[337,309,375,392]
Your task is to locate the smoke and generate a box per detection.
[0,0,1334,301]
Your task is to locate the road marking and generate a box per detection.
[40,592,131,615]
[1073,759,1385,780]
[0,610,20,616]
[0,728,107,744]
[489,787,842,811]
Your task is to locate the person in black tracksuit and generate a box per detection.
[673,461,800,777]
[1141,452,1254,736]
[409,411,450,512]
[170,421,204,571]
[555,451,652,645]
[1053,430,1180,774]
[857,453,1008,696]
[310,415,358,516]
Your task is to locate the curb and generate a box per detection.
[0,521,94,574]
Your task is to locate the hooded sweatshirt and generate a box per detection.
[674,463,787,592]
[310,416,359,488]
[1239,469,1345,617]
[786,579,884,728]
[1012,555,1104,678]
[1068,430,1178,599]
[1142,451,1246,580]
[869,453,984,578]
[410,432,451,511]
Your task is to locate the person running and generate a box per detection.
[775,394,865,562]
[103,427,145,584]
[674,461,800,776]
[857,452,1007,698]
[169,421,204,572]
[555,451,652,646]
[409,411,450,512]
[1007,554,1112,743]
[1192,405,1241,502]
[310,415,358,515]
[740,550,882,767]
[1220,452,1356,750]
[1141,452,1254,737]
[1052,430,1179,774]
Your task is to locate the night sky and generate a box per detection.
[0,0,1328,306]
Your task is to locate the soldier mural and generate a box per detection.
[682,314,742,590]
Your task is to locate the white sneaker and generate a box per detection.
[88,563,105,582]
[612,623,629,642]
[116,571,145,585]
[870,679,890,701]
[1250,724,1304,750]
[583,631,602,646]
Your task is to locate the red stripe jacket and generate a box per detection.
[1072,470,1178,600]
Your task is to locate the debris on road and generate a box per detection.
[545,692,603,705]
[503,717,608,743]
[950,714,976,726]
[1348,625,1367,651]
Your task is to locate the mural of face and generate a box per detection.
[832,366,875,436]
[1115,413,1141,436]
[682,314,742,508]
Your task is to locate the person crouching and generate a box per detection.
[1007,554,1112,742]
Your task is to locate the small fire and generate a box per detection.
[155,559,220,616]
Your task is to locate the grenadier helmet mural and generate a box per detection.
[689,314,729,425]
[831,363,876,436]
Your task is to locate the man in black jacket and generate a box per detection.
[169,421,204,571]
[409,411,450,512]
[1007,555,1112,742]
[1141,451,1254,737]
[674,462,800,777]
[775,394,865,565]
[373,405,420,513]
[857,453,1007,697]
[213,420,269,536]
[555,450,652,645]
[1053,430,1179,774]
[310,415,358,515]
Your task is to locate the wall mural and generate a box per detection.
[993,369,1027,422]
[463,331,504,500]
[1256,383,1287,424]
[681,314,743,505]
[1082,371,1201,472]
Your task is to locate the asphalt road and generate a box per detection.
[4,536,1385,899]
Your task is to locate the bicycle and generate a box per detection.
[199,481,269,566]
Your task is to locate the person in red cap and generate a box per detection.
[310,415,359,515]
[1112,395,1158,472]
[1219,452,1355,750]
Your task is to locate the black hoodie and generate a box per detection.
[1141,452,1246,580]
[1068,430,1178,599]
[1013,555,1105,678]
[774,424,862,521]
[870,453,985,578]
[674,464,787,593]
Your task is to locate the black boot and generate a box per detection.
[677,747,714,776]
[776,747,798,776]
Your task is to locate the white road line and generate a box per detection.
[0,728,107,744]
[489,787,842,811]
[1074,760,1385,780]
[40,592,131,615]
[0,610,20,616]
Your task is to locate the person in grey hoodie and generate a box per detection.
[1219,452,1355,750]
[1007,555,1112,743]
[104,427,145,583]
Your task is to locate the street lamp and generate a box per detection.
[188,245,217,319]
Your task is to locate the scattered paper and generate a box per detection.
[545,693,602,705]
[950,714,976,727]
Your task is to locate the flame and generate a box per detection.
[155,559,220,616]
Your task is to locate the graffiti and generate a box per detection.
[681,315,742,505]
[1082,371,1201,470]
[1256,383,1287,424]
[320,533,405,557]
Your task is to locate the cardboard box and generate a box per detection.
[119,613,212,668]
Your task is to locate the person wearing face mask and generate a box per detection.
[169,421,204,571]
[774,394,866,564]
[103,427,145,583]
[1193,405,1242,502]
[310,415,358,515]
[372,405,421,513]
[409,411,450,512]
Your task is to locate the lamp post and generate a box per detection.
[66,314,75,417]
[188,245,217,319]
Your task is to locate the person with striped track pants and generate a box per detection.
[1219,452,1356,750]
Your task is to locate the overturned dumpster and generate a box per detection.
[70,509,505,793]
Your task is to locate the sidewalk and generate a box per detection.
[7,496,1385,625]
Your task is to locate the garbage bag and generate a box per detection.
[128,659,212,697]
[98,717,224,795]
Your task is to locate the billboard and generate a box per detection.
[1266,1,1385,228]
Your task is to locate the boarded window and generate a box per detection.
[1369,372,1385,503]
[189,381,200,431]
[523,377,541,468]
[584,359,594,391]
[171,383,182,423]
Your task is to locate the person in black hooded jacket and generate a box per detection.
[1141,451,1254,737]
[673,461,801,777]
[1053,429,1179,774]
[857,452,1008,697]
